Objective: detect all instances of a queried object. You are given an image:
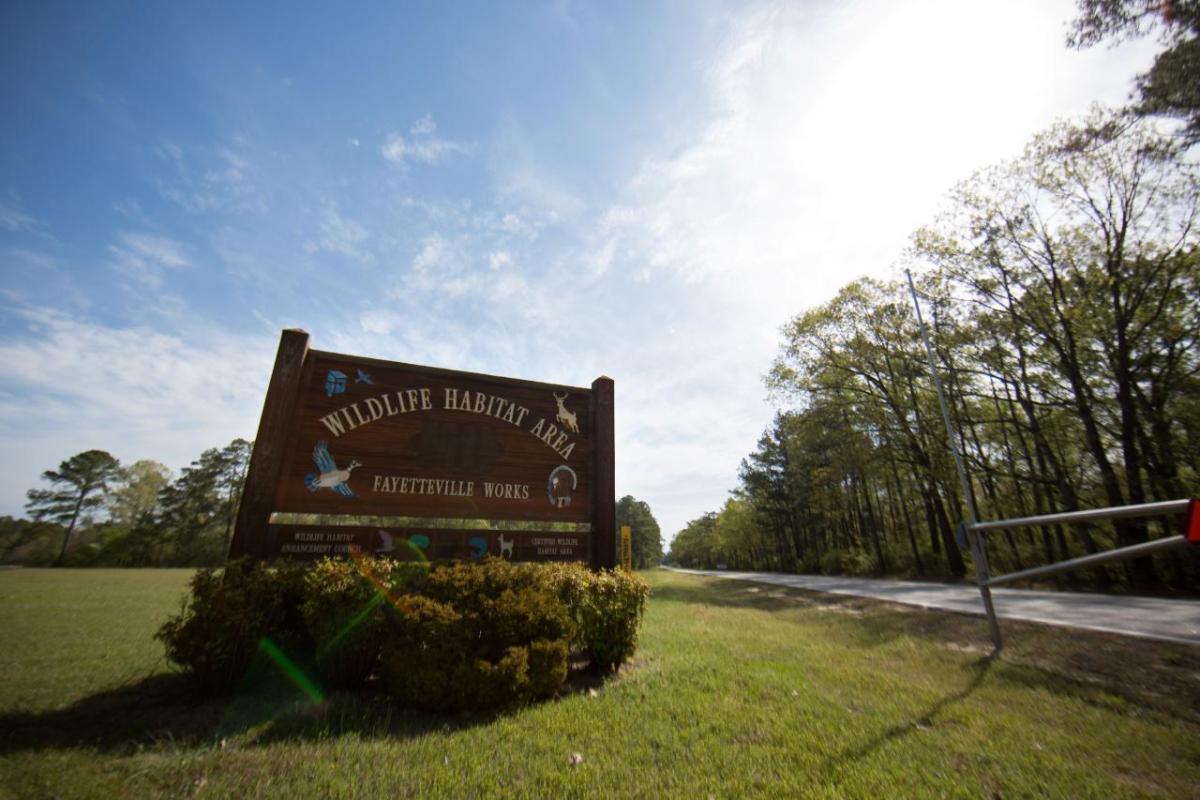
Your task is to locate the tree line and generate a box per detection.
[669,109,1199,591]
[4,440,251,567]
[4,442,665,569]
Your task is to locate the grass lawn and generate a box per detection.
[1,567,1198,799]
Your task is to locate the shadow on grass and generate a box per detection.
[658,572,1200,724]
[0,659,609,756]
[0,673,467,755]
[818,653,996,779]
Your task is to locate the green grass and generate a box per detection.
[1,567,1198,799]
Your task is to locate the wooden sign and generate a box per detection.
[229,330,615,568]
[269,524,591,563]
[620,525,632,573]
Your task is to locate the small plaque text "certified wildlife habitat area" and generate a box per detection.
[229,330,616,567]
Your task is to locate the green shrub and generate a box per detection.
[575,569,650,672]
[156,559,312,694]
[379,558,572,712]
[545,563,650,672]
[159,556,649,707]
[301,556,430,689]
[818,548,876,577]
[844,549,877,576]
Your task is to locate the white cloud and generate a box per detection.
[410,114,437,136]
[7,248,56,270]
[0,306,276,517]
[204,148,249,185]
[381,116,472,166]
[305,200,370,261]
[107,231,189,288]
[112,197,150,224]
[358,308,403,335]
[488,116,586,222]
[609,0,1158,308]
[155,139,266,214]
[399,234,491,298]
[410,234,447,274]
[585,238,614,277]
[0,198,44,234]
[488,250,512,270]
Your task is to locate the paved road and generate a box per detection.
[671,568,1200,645]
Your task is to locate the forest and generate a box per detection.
[669,109,1200,592]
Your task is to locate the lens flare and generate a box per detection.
[404,535,431,561]
[258,637,324,702]
[317,591,384,658]
[348,547,422,613]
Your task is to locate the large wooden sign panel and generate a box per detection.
[275,352,592,522]
[229,330,616,568]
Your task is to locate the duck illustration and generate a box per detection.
[304,440,359,498]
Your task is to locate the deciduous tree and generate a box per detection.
[1069,0,1200,143]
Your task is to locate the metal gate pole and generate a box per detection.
[905,270,1002,649]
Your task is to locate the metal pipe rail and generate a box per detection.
[984,535,1189,588]
[969,499,1193,535]
[963,498,1199,647]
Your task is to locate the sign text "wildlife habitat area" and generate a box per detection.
[228,330,616,567]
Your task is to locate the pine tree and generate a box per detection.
[26,450,121,564]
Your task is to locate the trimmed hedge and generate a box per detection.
[157,556,650,710]
[545,563,651,672]
[302,556,429,689]
[156,559,312,694]
[379,559,572,711]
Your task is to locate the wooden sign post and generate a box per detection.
[229,329,616,568]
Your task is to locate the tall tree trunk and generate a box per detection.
[887,461,924,573]
[57,492,87,566]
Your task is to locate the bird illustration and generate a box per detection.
[304,440,359,498]
[355,368,373,384]
[406,534,430,560]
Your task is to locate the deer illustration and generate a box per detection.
[553,392,579,433]
[498,533,514,560]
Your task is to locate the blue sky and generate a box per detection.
[0,0,1156,540]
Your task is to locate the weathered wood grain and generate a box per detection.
[228,329,310,559]
[591,376,616,568]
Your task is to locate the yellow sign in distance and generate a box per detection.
[621,525,632,572]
